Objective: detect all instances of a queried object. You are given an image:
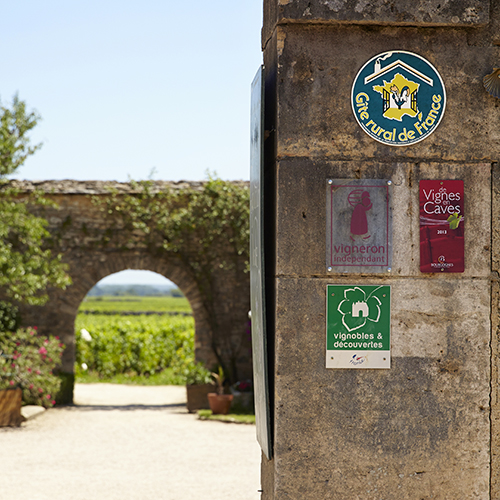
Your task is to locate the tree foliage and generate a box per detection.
[0,95,71,305]
[0,95,42,176]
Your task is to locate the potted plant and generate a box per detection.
[207,366,233,415]
[230,379,254,413]
[0,326,64,426]
[184,361,216,413]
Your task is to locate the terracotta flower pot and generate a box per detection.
[207,393,233,415]
[0,388,25,427]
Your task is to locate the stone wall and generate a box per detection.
[261,0,500,498]
[10,180,251,403]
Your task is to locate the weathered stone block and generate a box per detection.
[272,25,499,162]
[490,163,500,497]
[263,0,490,45]
[274,276,490,498]
[275,158,490,278]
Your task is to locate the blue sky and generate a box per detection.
[3,1,262,286]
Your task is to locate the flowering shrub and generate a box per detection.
[231,379,253,393]
[0,327,64,407]
[230,379,254,414]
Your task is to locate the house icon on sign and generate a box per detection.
[366,57,434,121]
[352,301,369,318]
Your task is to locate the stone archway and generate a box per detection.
[14,180,251,403]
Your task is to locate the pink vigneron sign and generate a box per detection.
[327,179,392,274]
[419,180,464,273]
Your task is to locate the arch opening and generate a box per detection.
[75,269,199,387]
[19,253,219,404]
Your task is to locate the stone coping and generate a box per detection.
[1,179,248,195]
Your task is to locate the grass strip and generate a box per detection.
[197,409,255,425]
[76,368,186,386]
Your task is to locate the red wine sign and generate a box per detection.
[419,180,464,273]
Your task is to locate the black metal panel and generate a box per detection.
[250,65,272,460]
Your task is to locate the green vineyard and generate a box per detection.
[75,296,195,384]
[79,295,192,314]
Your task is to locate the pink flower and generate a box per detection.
[46,394,51,399]
[27,368,32,373]
[38,347,47,355]
[36,370,41,375]
[9,380,14,386]
[33,326,38,330]
[51,400,56,406]
[11,363,16,368]
[29,384,34,390]
[44,339,49,345]
[38,388,43,393]
[55,336,59,340]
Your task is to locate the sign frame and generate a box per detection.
[326,179,392,274]
[419,179,465,273]
[326,284,391,369]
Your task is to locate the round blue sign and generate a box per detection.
[351,51,446,146]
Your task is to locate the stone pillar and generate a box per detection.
[261,1,499,498]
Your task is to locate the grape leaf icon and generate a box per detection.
[337,286,382,332]
[447,212,462,230]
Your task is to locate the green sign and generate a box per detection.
[326,285,391,369]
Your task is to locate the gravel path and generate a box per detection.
[0,384,262,500]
